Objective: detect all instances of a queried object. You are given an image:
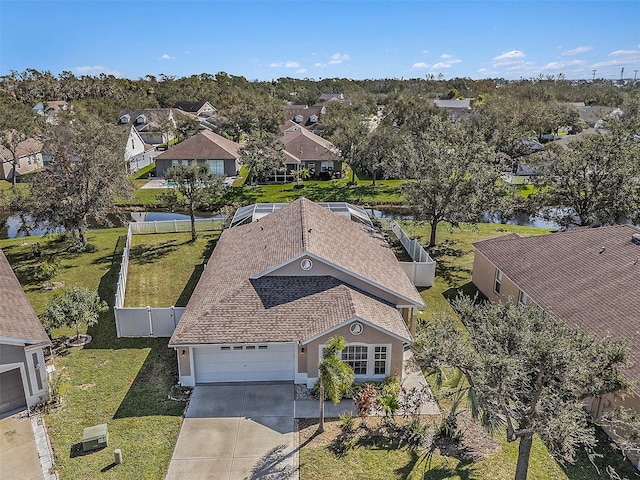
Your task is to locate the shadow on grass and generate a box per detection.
[175,235,218,306]
[128,240,180,265]
[442,282,481,302]
[69,442,105,458]
[112,338,184,418]
[561,427,640,480]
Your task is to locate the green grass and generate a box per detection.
[301,220,637,480]
[1,230,186,480]
[124,231,221,307]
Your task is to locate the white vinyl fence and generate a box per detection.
[114,219,223,337]
[383,220,436,287]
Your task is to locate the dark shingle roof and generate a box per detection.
[155,130,239,160]
[473,225,640,392]
[173,101,208,113]
[0,250,50,344]
[170,198,421,345]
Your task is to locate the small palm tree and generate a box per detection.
[317,336,354,433]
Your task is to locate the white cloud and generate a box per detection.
[493,50,525,61]
[440,53,453,59]
[184,50,191,55]
[268,61,300,68]
[593,58,634,68]
[315,62,325,68]
[542,59,586,70]
[296,68,307,74]
[477,67,498,76]
[422,49,429,54]
[432,62,453,69]
[609,49,638,56]
[330,53,350,62]
[73,65,121,76]
[562,46,592,56]
[412,62,430,69]
[160,54,175,60]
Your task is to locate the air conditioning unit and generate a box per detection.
[632,233,640,245]
[82,424,108,452]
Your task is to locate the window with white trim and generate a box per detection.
[208,159,224,176]
[518,290,529,307]
[494,269,503,294]
[342,345,368,374]
[337,344,390,377]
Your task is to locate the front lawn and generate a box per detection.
[0,228,217,479]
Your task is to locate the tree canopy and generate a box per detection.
[159,161,226,241]
[317,336,354,433]
[415,295,629,480]
[29,113,133,246]
[42,286,108,341]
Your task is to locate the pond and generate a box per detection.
[0,211,226,240]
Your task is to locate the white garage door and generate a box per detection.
[194,344,295,383]
[0,368,27,414]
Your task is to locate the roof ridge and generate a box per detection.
[300,198,309,251]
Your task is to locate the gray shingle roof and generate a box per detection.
[280,127,338,161]
[473,225,640,393]
[0,250,50,344]
[170,198,421,345]
[155,130,239,160]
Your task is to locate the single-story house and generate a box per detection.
[472,226,640,436]
[169,198,424,387]
[432,98,473,120]
[280,123,342,180]
[0,249,51,414]
[154,130,240,178]
[0,138,45,180]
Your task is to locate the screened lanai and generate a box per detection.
[230,202,373,228]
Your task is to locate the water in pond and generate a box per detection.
[0,211,226,239]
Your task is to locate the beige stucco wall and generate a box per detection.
[302,320,407,381]
[472,250,524,304]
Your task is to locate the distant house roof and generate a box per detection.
[0,250,50,345]
[169,198,422,346]
[280,126,339,162]
[283,104,324,128]
[172,101,216,116]
[317,93,346,104]
[117,108,173,132]
[0,138,43,161]
[473,225,640,393]
[154,130,239,161]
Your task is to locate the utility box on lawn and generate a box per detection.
[82,424,108,452]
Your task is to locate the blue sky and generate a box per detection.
[1,1,639,81]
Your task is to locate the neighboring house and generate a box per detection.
[0,249,51,414]
[123,126,156,174]
[117,108,176,145]
[32,100,70,124]
[172,101,216,118]
[283,104,325,130]
[154,130,240,178]
[432,98,473,120]
[280,123,342,180]
[0,138,44,180]
[471,225,640,423]
[316,93,348,105]
[169,198,424,387]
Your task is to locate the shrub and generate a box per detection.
[402,419,432,450]
[339,411,356,432]
[354,383,378,418]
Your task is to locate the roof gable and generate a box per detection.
[280,128,338,160]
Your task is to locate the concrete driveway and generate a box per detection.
[166,382,297,480]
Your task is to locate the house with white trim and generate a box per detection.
[169,198,424,387]
[0,249,51,414]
